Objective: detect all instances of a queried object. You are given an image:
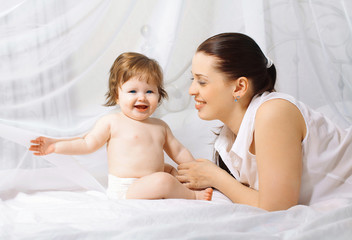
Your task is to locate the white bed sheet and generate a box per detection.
[1,190,352,240]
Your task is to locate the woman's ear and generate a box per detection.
[232,77,249,99]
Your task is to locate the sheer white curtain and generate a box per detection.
[0,0,351,198]
[265,0,352,127]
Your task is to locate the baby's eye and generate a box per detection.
[190,77,194,81]
[146,90,154,94]
[129,90,137,93]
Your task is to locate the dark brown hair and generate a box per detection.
[105,52,168,106]
[196,32,276,95]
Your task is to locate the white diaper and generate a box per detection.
[106,174,138,200]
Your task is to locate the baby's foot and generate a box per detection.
[195,188,213,201]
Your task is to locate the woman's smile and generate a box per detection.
[195,100,206,110]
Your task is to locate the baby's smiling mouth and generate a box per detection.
[135,105,148,110]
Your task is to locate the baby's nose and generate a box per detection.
[138,93,147,100]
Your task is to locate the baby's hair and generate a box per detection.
[105,52,168,106]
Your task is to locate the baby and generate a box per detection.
[29,52,213,201]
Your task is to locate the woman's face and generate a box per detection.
[189,52,236,121]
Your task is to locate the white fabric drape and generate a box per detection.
[0,0,351,199]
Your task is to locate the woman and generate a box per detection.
[177,33,352,211]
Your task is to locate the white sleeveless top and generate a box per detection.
[214,92,352,205]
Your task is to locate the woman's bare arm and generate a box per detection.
[254,99,305,211]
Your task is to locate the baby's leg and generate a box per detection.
[126,172,212,200]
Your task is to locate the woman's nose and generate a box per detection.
[188,80,197,96]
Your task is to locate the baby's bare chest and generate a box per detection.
[110,121,165,144]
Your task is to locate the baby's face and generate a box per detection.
[117,77,160,121]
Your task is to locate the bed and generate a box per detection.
[1,110,352,240]
[2,191,352,239]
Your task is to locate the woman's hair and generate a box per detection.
[104,52,168,106]
[196,32,276,95]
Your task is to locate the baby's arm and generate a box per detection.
[30,136,79,155]
[164,163,178,177]
[163,122,195,165]
[30,116,111,156]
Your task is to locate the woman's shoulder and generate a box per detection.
[255,95,306,140]
[253,92,302,117]
[255,95,303,122]
[254,92,297,106]
[257,97,299,117]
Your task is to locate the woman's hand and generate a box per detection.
[29,136,57,155]
[176,158,219,189]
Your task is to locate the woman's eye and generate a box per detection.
[198,80,206,85]
[191,76,206,85]
[129,90,136,93]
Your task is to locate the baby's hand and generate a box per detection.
[29,136,56,156]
